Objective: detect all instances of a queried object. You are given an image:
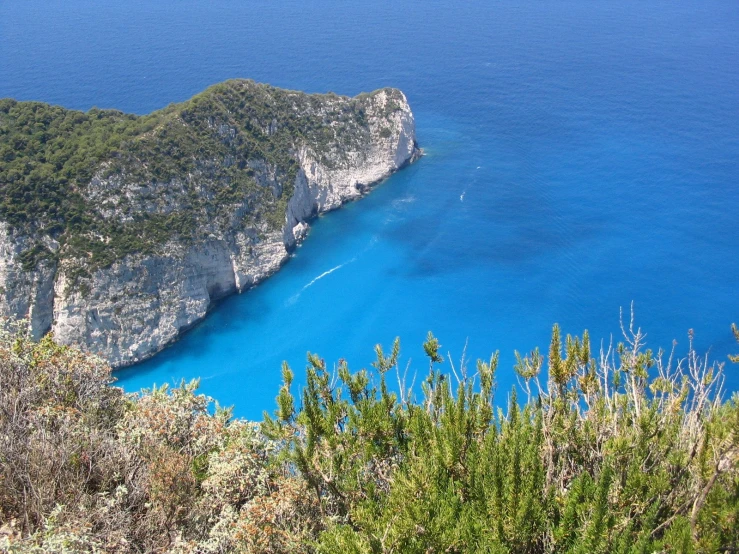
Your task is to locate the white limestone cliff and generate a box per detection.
[0,88,419,367]
[0,225,57,340]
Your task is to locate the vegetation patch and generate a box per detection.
[0,318,737,553]
[0,81,403,277]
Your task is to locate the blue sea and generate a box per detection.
[2,0,738,418]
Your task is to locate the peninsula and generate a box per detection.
[0,80,420,366]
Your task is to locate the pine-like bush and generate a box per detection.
[1,316,737,553]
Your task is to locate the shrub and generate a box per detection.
[1,316,737,553]
[266,321,739,553]
[0,323,317,553]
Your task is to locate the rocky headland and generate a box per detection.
[0,80,419,366]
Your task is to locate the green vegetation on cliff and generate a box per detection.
[0,321,737,553]
[0,81,395,273]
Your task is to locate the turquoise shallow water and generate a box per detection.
[2,0,738,418]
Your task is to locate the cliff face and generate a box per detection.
[0,82,419,366]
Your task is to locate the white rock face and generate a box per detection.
[0,224,57,339]
[0,88,419,367]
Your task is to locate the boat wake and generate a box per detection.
[303,262,352,290]
[286,258,357,306]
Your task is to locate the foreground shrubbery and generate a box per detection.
[0,319,737,553]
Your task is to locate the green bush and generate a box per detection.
[265,323,739,553]
[1,318,736,553]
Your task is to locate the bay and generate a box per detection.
[2,0,738,418]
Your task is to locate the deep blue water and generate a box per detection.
[2,0,738,418]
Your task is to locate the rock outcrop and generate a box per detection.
[0,81,419,366]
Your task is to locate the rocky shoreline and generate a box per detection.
[0,82,420,367]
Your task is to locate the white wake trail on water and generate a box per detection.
[302,260,354,290]
[285,257,357,306]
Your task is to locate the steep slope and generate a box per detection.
[0,80,419,366]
